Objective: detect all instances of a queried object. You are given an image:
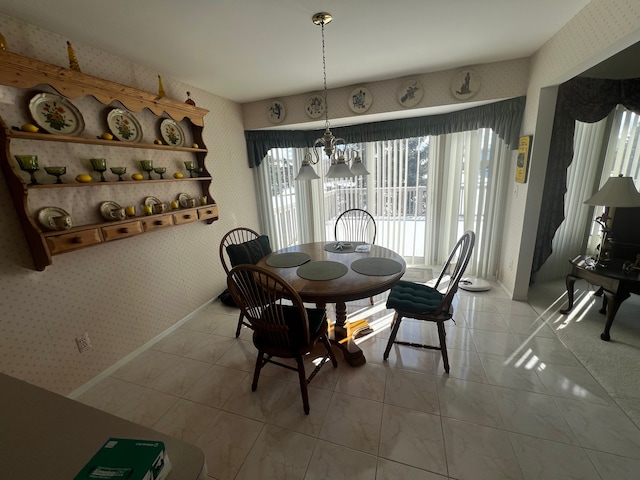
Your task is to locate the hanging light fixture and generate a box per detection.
[295,12,369,180]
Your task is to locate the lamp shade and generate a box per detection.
[584,175,640,207]
[326,159,354,178]
[295,164,320,181]
[350,155,370,176]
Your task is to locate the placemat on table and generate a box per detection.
[351,257,403,276]
[266,252,311,268]
[297,260,348,281]
[324,241,365,253]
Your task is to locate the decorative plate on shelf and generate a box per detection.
[305,94,325,119]
[397,79,423,108]
[177,193,193,208]
[144,196,162,207]
[266,100,286,124]
[159,118,185,147]
[451,69,481,100]
[348,86,372,114]
[29,93,85,136]
[37,206,71,231]
[99,201,123,221]
[107,108,143,142]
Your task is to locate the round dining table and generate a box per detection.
[257,241,406,366]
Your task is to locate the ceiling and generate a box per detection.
[1,0,592,104]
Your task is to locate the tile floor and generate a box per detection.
[77,275,640,480]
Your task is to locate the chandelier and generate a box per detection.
[295,12,369,181]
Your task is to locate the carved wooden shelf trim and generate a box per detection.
[0,51,208,125]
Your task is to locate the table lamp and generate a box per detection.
[584,174,640,264]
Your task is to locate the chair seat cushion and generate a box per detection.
[257,305,326,350]
[386,280,444,314]
[226,235,272,266]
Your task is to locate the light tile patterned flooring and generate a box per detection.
[77,275,640,479]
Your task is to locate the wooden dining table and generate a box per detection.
[257,241,406,366]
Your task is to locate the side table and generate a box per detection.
[560,255,640,341]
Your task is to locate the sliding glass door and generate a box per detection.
[254,128,511,279]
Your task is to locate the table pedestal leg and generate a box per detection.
[328,301,366,367]
[600,291,630,341]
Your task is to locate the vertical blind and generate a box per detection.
[255,128,512,279]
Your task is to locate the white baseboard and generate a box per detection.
[67,297,218,399]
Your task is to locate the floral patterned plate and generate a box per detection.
[29,93,85,136]
[107,108,143,142]
[159,118,185,147]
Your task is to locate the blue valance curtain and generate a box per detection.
[531,77,640,278]
[245,96,526,168]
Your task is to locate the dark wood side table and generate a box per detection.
[560,255,640,341]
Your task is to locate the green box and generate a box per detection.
[74,438,167,480]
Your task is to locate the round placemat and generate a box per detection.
[324,241,364,253]
[351,257,403,276]
[297,261,348,281]
[266,252,311,268]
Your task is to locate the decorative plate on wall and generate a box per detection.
[348,86,372,114]
[451,69,481,100]
[267,100,286,124]
[305,94,325,119]
[397,79,423,108]
[107,108,143,142]
[29,93,85,136]
[159,118,185,147]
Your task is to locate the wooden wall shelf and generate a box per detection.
[0,50,218,271]
[0,51,208,125]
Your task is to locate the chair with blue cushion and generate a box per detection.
[219,227,272,337]
[383,231,475,373]
[227,264,338,414]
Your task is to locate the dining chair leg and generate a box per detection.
[296,356,310,414]
[437,321,450,373]
[235,312,245,338]
[383,313,403,360]
[321,335,338,367]
[252,350,265,391]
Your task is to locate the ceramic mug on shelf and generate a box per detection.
[49,214,72,230]
[152,203,168,214]
[186,198,198,208]
[109,208,127,221]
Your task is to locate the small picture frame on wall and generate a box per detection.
[515,135,532,183]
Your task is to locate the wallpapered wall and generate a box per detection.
[0,13,260,395]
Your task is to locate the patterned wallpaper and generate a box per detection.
[0,13,260,395]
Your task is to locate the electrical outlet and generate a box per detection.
[75,332,91,353]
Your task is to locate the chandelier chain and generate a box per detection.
[321,20,330,131]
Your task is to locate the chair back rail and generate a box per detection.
[334,208,377,244]
[219,227,260,274]
[432,230,476,315]
[227,265,310,348]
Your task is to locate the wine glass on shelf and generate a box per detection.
[184,161,195,178]
[110,167,127,181]
[140,160,154,180]
[90,158,107,182]
[44,166,67,184]
[153,167,166,179]
[15,155,40,185]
